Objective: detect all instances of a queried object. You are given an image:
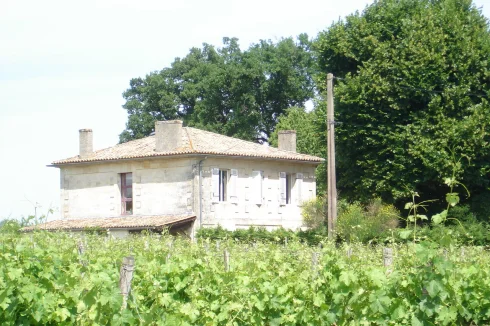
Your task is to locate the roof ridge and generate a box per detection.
[184,127,194,151]
[186,126,310,156]
[90,134,156,153]
[52,126,324,165]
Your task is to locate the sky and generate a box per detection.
[1,0,490,221]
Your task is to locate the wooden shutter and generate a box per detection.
[279,172,287,205]
[252,170,263,205]
[211,168,220,203]
[229,169,238,203]
[296,173,303,204]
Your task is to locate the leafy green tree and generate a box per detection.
[270,106,327,194]
[120,35,315,143]
[315,0,490,215]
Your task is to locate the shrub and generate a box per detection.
[447,204,477,223]
[196,226,326,246]
[470,192,490,222]
[300,196,326,229]
[0,219,21,233]
[365,198,399,231]
[395,218,490,246]
[336,199,399,243]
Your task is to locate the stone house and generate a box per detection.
[25,121,323,237]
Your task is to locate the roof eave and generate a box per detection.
[49,152,324,167]
[21,216,196,232]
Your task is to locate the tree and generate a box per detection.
[270,106,327,194]
[120,35,315,143]
[315,0,490,214]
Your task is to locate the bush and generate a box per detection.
[0,219,21,233]
[196,226,327,246]
[336,199,399,243]
[447,204,477,223]
[301,196,326,229]
[410,220,490,246]
[470,192,490,222]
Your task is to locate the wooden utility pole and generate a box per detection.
[327,73,338,240]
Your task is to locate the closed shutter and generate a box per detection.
[296,173,303,204]
[229,169,238,203]
[251,170,263,205]
[211,168,220,203]
[279,172,287,205]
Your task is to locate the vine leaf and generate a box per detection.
[416,215,428,221]
[399,229,412,239]
[432,210,447,225]
[445,193,460,207]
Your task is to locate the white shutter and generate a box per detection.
[211,168,220,203]
[252,170,263,205]
[229,169,238,203]
[279,172,286,205]
[296,173,303,204]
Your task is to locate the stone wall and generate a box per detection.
[194,157,317,231]
[60,156,318,231]
[60,157,194,218]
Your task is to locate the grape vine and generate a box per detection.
[0,232,489,325]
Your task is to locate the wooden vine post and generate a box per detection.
[383,248,393,267]
[311,252,319,278]
[346,247,353,259]
[78,241,85,256]
[78,241,87,267]
[119,256,135,310]
[223,250,230,272]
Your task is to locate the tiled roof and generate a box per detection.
[52,127,324,165]
[21,215,196,232]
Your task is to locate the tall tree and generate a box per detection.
[120,35,315,143]
[315,0,490,215]
[270,105,327,194]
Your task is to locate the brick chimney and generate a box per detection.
[79,129,93,158]
[278,130,296,152]
[155,120,183,152]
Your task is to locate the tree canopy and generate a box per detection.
[120,35,315,143]
[314,0,490,212]
[270,106,327,194]
[120,0,490,219]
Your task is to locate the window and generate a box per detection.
[251,170,263,205]
[121,173,133,215]
[280,172,302,205]
[212,168,238,203]
[219,169,228,202]
[286,174,293,204]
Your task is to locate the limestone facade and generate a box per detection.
[60,156,317,231]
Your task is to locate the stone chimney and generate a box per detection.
[278,130,296,152]
[155,120,183,152]
[79,129,93,158]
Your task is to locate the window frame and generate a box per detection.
[286,173,295,204]
[218,169,228,202]
[120,172,133,215]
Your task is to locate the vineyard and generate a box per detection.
[1,232,490,325]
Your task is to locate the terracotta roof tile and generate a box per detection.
[52,127,323,165]
[21,215,196,232]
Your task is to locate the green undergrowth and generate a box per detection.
[1,232,490,325]
[197,221,490,247]
[196,225,326,246]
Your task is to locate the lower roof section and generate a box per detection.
[21,215,196,232]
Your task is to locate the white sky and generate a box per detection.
[1,0,489,220]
